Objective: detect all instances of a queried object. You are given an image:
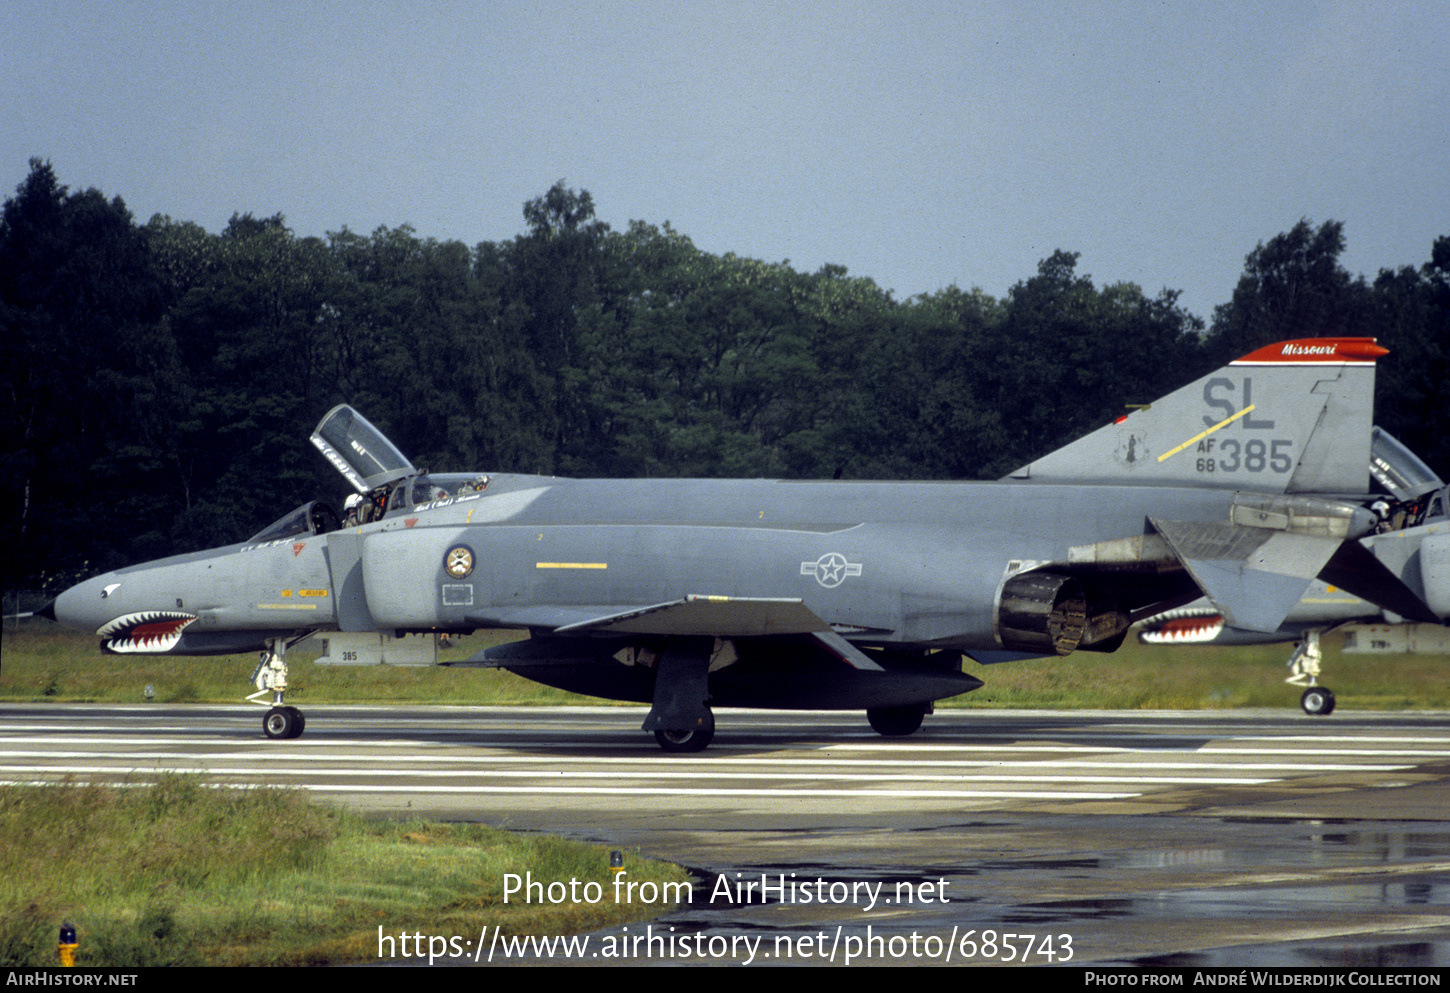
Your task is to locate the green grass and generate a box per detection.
[0,776,691,967]
[0,625,594,706]
[4,623,1445,711]
[948,634,1450,711]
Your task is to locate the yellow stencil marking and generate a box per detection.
[1158,405,1256,462]
[535,562,608,570]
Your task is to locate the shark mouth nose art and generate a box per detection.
[97,612,197,653]
[1138,609,1225,644]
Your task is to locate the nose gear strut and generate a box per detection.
[247,638,307,738]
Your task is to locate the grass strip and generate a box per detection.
[4,625,1447,711]
[0,775,690,967]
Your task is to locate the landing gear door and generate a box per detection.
[311,405,416,494]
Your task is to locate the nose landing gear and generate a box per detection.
[247,639,308,738]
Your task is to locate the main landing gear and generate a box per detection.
[643,638,717,753]
[654,707,715,753]
[247,638,308,738]
[867,703,929,736]
[1286,630,1336,716]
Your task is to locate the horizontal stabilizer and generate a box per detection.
[1151,518,1342,633]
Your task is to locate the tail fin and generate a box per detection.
[1007,338,1388,494]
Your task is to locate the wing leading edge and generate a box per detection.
[464,595,885,670]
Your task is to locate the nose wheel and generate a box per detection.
[247,639,308,738]
[263,705,306,739]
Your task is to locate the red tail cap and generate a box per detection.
[1233,337,1389,364]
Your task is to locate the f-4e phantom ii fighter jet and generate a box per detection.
[43,337,1450,751]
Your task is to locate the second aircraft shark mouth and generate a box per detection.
[1137,609,1226,644]
[97,611,197,653]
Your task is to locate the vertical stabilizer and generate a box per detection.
[1007,338,1387,493]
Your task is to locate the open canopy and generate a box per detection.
[310,405,415,493]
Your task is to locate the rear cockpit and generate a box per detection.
[376,473,492,518]
[1369,427,1447,531]
[241,405,498,538]
[247,405,499,543]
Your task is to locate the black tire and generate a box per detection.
[867,704,927,737]
[654,708,715,753]
[1301,686,1336,716]
[263,705,303,739]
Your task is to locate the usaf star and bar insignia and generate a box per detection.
[801,552,862,589]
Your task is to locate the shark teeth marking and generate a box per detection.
[98,611,197,654]
[1138,609,1226,644]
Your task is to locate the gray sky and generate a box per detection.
[5,0,1447,321]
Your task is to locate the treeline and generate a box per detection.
[2,159,1446,588]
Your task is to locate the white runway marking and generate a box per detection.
[3,706,1448,809]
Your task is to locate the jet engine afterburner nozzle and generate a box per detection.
[996,571,1087,656]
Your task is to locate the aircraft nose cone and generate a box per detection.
[50,574,122,634]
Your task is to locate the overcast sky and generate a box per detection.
[5,0,1447,322]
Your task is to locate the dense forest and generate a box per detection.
[2,159,1447,592]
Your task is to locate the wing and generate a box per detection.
[462,595,884,670]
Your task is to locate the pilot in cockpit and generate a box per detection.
[343,493,364,527]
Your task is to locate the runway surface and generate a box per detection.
[5,702,1450,966]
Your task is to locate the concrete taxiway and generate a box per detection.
[4,703,1450,965]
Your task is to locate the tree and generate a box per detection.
[0,160,173,581]
[1205,219,1369,364]
[1368,236,1450,478]
[979,251,1203,475]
